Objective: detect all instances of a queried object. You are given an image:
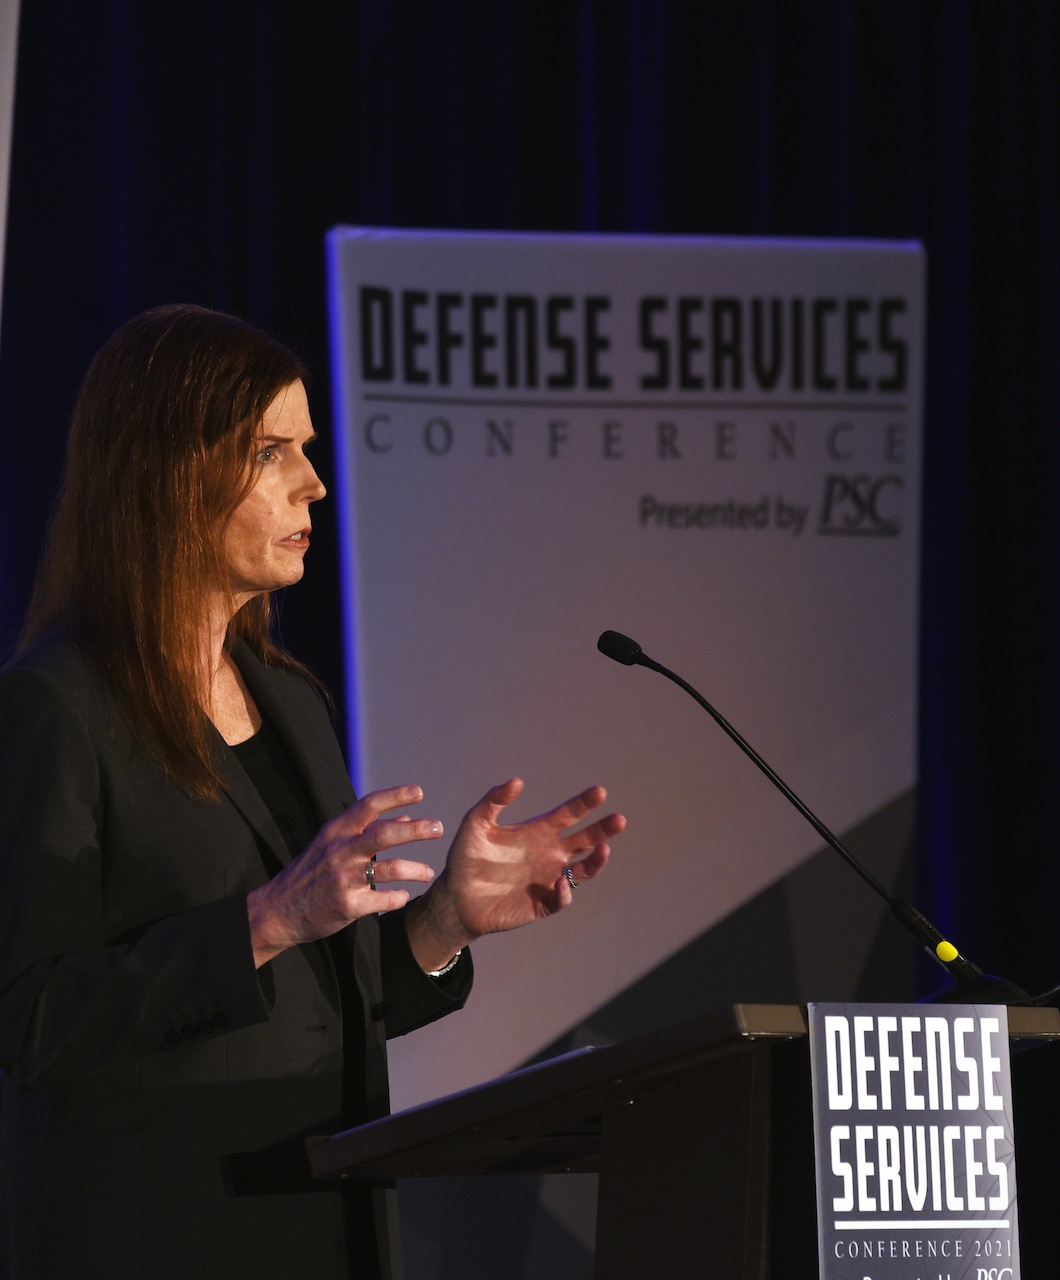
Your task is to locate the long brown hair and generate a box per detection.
[22,303,316,798]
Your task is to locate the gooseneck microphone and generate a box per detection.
[597,629,1027,1003]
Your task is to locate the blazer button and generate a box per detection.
[370,1002,388,1022]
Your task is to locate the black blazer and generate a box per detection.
[0,633,471,1279]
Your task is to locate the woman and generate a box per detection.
[0,305,624,1279]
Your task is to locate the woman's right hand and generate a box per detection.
[245,784,443,967]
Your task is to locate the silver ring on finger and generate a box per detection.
[365,857,377,890]
[563,865,578,891]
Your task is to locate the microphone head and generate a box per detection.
[597,630,643,666]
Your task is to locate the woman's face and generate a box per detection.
[222,380,327,607]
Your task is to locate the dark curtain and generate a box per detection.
[3,0,1059,1068]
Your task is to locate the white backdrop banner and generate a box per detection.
[326,227,925,1108]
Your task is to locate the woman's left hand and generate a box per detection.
[405,778,625,972]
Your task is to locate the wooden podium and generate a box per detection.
[308,1004,1060,1279]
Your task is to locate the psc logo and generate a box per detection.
[818,473,903,536]
[976,1270,1014,1279]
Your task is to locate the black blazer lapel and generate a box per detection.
[233,646,356,829]
[214,735,295,869]
[207,645,351,871]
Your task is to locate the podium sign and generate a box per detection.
[809,1003,1019,1279]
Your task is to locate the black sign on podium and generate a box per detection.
[308,1004,1060,1280]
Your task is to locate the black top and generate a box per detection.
[231,715,319,863]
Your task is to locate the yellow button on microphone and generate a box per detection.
[936,940,959,964]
